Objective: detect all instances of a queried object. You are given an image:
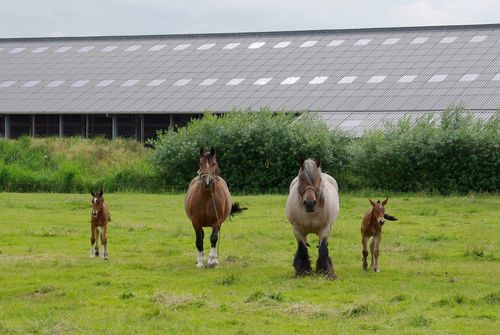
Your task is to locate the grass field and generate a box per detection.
[0,192,498,334]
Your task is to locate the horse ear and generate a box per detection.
[382,198,388,205]
[369,199,376,207]
[210,147,216,156]
[99,189,103,197]
[199,147,205,157]
[315,158,321,168]
[90,191,95,197]
[299,157,305,168]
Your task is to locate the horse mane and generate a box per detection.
[297,159,324,207]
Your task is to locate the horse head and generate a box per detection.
[91,189,104,218]
[198,147,218,190]
[369,198,388,225]
[298,158,322,212]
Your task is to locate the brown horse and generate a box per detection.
[285,158,340,279]
[90,189,111,260]
[184,147,245,268]
[361,198,397,272]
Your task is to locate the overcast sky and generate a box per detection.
[1,0,500,38]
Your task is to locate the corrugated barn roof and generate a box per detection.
[1,24,499,134]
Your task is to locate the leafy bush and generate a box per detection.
[350,106,499,193]
[148,110,351,193]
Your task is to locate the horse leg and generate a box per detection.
[293,238,312,276]
[362,235,369,271]
[94,228,100,257]
[101,224,109,260]
[90,225,96,257]
[195,228,204,268]
[373,234,381,272]
[369,238,374,270]
[316,238,336,279]
[207,227,219,268]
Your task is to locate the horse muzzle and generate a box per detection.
[92,211,97,218]
[304,200,316,212]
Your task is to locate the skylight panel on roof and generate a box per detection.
[223,42,240,50]
[309,76,328,84]
[397,75,417,83]
[273,41,291,48]
[199,78,218,86]
[125,45,141,52]
[173,44,191,50]
[340,120,361,128]
[78,46,95,53]
[469,35,487,43]
[327,40,344,46]
[71,80,89,87]
[367,75,386,83]
[300,40,317,48]
[440,36,457,44]
[460,74,479,82]
[96,80,115,87]
[338,76,356,84]
[253,78,272,85]
[147,79,165,86]
[9,47,26,54]
[22,80,41,87]
[0,81,16,88]
[173,79,191,86]
[55,46,72,53]
[121,80,140,87]
[492,73,500,81]
[32,47,49,53]
[281,77,300,85]
[226,78,245,86]
[149,44,166,51]
[428,74,447,82]
[410,37,428,44]
[101,46,118,52]
[46,80,64,87]
[248,42,266,49]
[382,38,400,45]
[197,43,215,50]
[354,39,372,46]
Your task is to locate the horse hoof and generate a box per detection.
[207,258,219,268]
[95,252,99,257]
[374,268,380,273]
[104,256,109,261]
[196,262,204,269]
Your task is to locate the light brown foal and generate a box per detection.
[90,190,111,260]
[361,198,388,272]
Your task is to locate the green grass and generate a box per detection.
[0,193,498,334]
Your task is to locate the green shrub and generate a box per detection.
[148,110,351,193]
[350,106,499,193]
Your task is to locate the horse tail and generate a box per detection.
[230,202,248,216]
[384,213,398,221]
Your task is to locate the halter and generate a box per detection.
[302,185,319,197]
[197,171,218,186]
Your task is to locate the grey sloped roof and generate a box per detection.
[1,24,500,123]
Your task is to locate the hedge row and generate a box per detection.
[1,107,498,194]
[149,107,499,194]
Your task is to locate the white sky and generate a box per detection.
[1,0,500,38]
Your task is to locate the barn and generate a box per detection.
[1,23,499,140]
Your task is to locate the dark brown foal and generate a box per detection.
[361,198,394,272]
[90,190,111,260]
